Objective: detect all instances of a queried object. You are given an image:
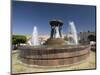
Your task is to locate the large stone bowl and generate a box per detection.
[18,45,90,66]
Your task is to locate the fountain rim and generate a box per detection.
[18,45,90,51]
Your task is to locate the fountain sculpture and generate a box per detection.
[19,19,90,66]
[45,19,66,45]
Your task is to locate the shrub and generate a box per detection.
[64,36,68,41]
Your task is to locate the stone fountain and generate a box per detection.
[18,19,90,67]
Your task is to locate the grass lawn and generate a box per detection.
[12,50,96,74]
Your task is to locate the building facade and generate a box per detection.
[79,31,96,44]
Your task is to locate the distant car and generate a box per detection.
[12,45,17,50]
[90,41,96,51]
[20,43,27,46]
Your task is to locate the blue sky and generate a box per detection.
[12,1,96,35]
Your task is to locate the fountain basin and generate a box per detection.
[18,45,90,66]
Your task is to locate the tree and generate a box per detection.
[12,35,27,49]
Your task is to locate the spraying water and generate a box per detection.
[68,21,78,45]
[28,26,40,46]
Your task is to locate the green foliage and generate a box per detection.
[64,36,68,41]
[12,35,27,45]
